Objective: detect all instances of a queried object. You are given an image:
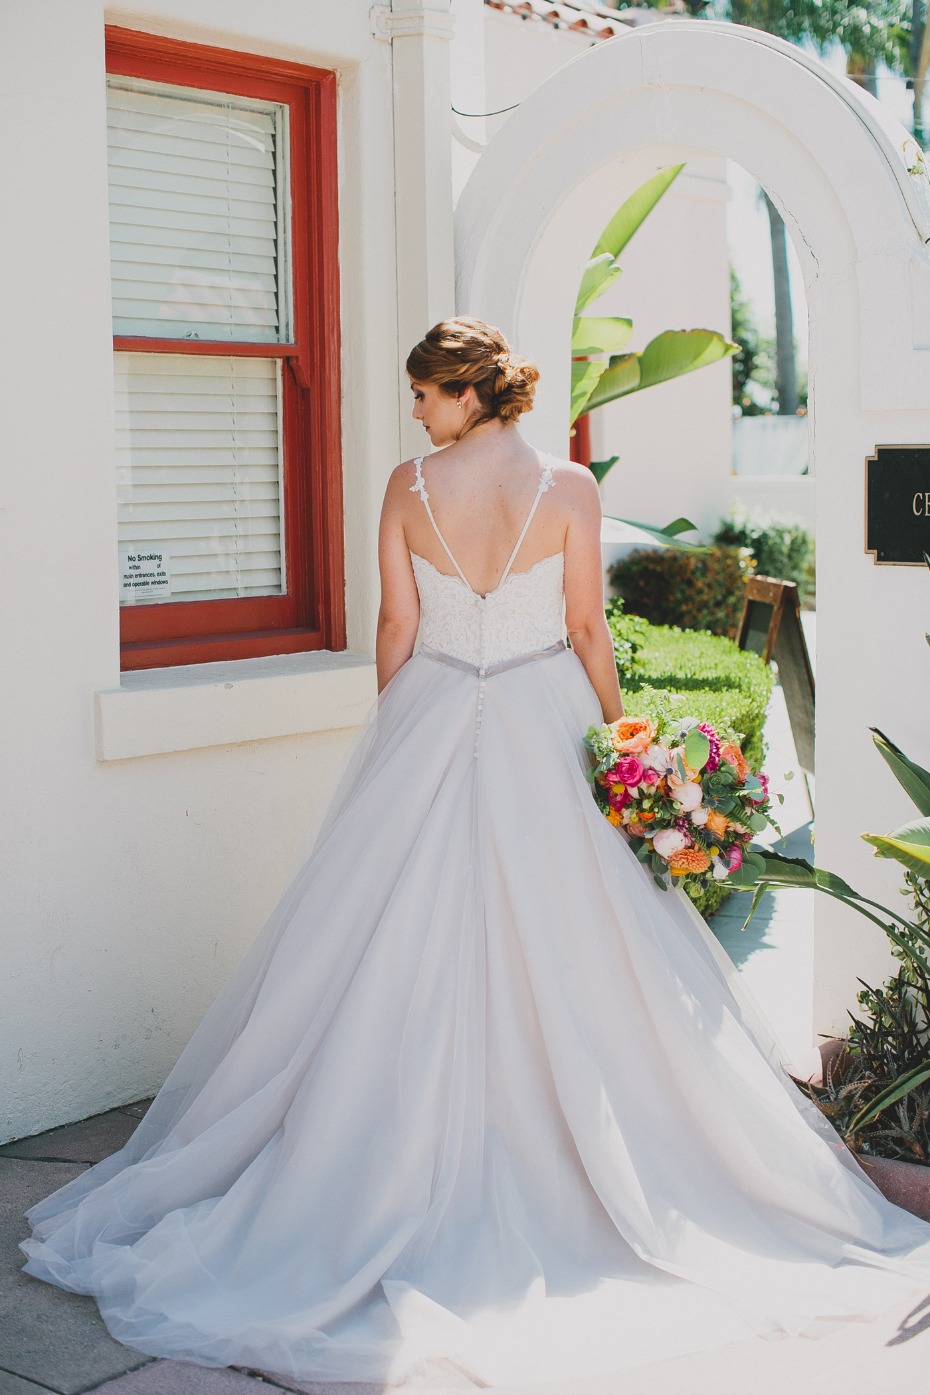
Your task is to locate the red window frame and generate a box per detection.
[106,27,345,671]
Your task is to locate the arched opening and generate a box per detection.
[456,19,930,1039]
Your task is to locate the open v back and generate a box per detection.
[409,449,556,600]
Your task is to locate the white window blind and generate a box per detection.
[106,79,289,342]
[115,354,285,604]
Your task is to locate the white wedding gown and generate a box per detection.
[20,451,930,1387]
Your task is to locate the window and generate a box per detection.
[106,28,344,670]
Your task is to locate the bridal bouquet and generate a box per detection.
[583,710,776,892]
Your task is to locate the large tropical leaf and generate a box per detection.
[601,513,700,548]
[572,316,634,356]
[591,165,685,263]
[869,728,930,816]
[862,818,930,876]
[570,359,609,423]
[579,329,738,416]
[576,254,624,314]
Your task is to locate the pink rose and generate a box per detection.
[616,755,645,787]
[727,844,744,871]
[640,767,660,786]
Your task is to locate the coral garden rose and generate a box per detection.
[668,847,712,875]
[704,809,729,839]
[609,717,655,756]
[626,820,648,839]
[720,742,750,783]
[652,827,689,860]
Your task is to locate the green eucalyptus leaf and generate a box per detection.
[684,728,710,771]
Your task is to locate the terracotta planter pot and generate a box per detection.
[854,1153,930,1223]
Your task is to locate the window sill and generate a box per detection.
[95,649,378,761]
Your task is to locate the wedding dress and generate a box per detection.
[20,449,930,1387]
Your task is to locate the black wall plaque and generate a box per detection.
[865,445,930,565]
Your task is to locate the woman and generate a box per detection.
[20,318,930,1388]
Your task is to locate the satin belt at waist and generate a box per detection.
[418,638,567,677]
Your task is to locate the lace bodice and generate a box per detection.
[408,452,566,667]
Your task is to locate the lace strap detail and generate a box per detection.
[408,455,473,590]
[496,452,556,590]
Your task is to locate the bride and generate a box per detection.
[20,317,930,1387]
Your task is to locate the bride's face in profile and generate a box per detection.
[409,378,474,448]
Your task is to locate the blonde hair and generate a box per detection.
[405,316,539,427]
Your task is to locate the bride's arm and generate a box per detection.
[376,462,421,692]
[563,466,625,725]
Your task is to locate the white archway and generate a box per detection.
[456,21,930,1037]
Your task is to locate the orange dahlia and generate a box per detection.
[720,743,750,783]
[667,847,711,875]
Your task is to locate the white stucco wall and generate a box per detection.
[0,0,403,1142]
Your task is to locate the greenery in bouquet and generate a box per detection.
[583,694,780,894]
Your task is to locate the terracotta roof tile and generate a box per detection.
[484,0,671,41]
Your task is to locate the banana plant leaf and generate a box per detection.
[861,818,930,876]
[869,728,930,816]
[601,512,700,549]
[588,456,619,485]
[578,329,738,417]
[591,164,685,263]
[572,316,634,356]
[576,254,624,315]
[571,359,609,423]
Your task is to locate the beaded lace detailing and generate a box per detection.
[409,453,565,668]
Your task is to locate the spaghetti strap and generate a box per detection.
[409,456,473,590]
[409,451,555,598]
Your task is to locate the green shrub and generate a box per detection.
[713,504,815,608]
[604,598,774,917]
[607,545,754,638]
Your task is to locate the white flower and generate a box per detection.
[690,807,709,826]
[643,743,671,772]
[671,779,703,811]
[653,828,689,860]
[712,859,730,881]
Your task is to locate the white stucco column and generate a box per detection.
[373,0,457,460]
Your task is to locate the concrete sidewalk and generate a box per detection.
[3,1100,930,1395]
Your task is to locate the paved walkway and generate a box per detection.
[5,615,929,1392]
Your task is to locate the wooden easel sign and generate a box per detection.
[736,576,815,776]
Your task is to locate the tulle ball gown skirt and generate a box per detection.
[19,640,930,1386]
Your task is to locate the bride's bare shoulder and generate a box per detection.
[547,457,601,505]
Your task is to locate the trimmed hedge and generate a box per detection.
[606,544,754,638]
[605,597,774,917]
[713,505,815,608]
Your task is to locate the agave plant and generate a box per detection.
[572,165,740,486]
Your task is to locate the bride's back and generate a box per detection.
[404,443,568,597]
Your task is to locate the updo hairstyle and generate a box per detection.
[405,317,539,427]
